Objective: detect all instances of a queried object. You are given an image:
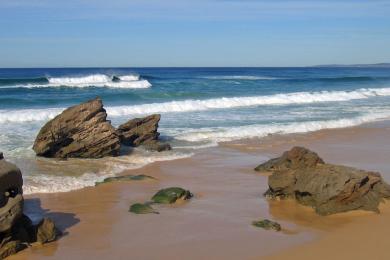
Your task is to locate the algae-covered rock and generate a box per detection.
[252,219,281,231]
[151,187,193,204]
[129,203,158,214]
[95,174,156,185]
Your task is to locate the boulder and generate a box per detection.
[0,155,59,258]
[117,114,171,152]
[252,219,281,231]
[151,187,193,204]
[0,156,24,233]
[33,98,121,158]
[259,147,390,215]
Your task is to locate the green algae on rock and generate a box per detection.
[95,174,156,186]
[151,187,193,204]
[252,219,281,231]
[129,203,158,214]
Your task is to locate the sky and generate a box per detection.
[0,0,389,67]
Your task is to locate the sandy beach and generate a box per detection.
[6,120,390,260]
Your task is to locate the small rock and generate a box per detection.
[95,174,156,186]
[36,218,59,244]
[252,219,281,231]
[143,141,172,152]
[151,187,193,204]
[0,240,26,259]
[0,152,3,160]
[129,203,158,214]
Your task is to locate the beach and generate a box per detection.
[7,120,390,260]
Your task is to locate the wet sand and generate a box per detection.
[9,121,390,260]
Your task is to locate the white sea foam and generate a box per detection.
[119,75,140,81]
[23,151,193,194]
[17,74,152,89]
[1,87,390,123]
[106,87,390,116]
[175,112,390,143]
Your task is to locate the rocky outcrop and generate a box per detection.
[117,114,171,152]
[0,154,59,258]
[0,155,24,233]
[257,147,390,215]
[33,98,121,159]
[252,219,281,231]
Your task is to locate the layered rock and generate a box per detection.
[117,114,171,152]
[256,147,390,215]
[33,98,121,158]
[0,154,59,258]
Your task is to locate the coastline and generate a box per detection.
[9,120,390,259]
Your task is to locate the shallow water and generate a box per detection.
[0,67,390,193]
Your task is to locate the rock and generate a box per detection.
[95,174,156,185]
[255,146,324,172]
[129,203,158,214]
[0,157,24,233]
[261,147,390,215]
[36,218,59,244]
[151,187,193,204]
[117,114,171,152]
[252,219,281,231]
[0,240,26,259]
[0,153,3,160]
[143,141,172,152]
[33,98,121,158]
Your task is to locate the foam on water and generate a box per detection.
[1,87,389,123]
[23,151,193,194]
[174,111,390,143]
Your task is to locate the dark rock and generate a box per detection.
[95,174,156,185]
[262,147,390,215]
[117,114,171,152]
[33,98,121,158]
[0,153,3,160]
[151,187,193,204]
[255,146,324,172]
[36,218,59,244]
[252,219,281,231]
[0,157,24,233]
[0,240,26,259]
[129,203,158,214]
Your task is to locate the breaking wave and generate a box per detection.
[0,74,151,89]
[1,87,390,123]
[174,112,390,143]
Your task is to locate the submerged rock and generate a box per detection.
[252,219,281,231]
[33,98,121,158]
[151,187,193,204]
[117,114,171,152]
[129,203,158,214]
[95,174,156,185]
[259,147,390,215]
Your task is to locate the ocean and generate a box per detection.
[1,67,390,194]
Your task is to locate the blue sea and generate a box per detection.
[1,67,390,194]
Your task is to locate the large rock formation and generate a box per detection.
[0,155,23,233]
[0,154,59,258]
[33,98,121,158]
[117,114,171,152]
[256,147,390,215]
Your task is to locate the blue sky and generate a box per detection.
[0,0,389,67]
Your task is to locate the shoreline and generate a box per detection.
[9,120,390,259]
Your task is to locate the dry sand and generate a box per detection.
[9,121,390,260]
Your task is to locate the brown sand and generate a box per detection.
[9,121,390,260]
